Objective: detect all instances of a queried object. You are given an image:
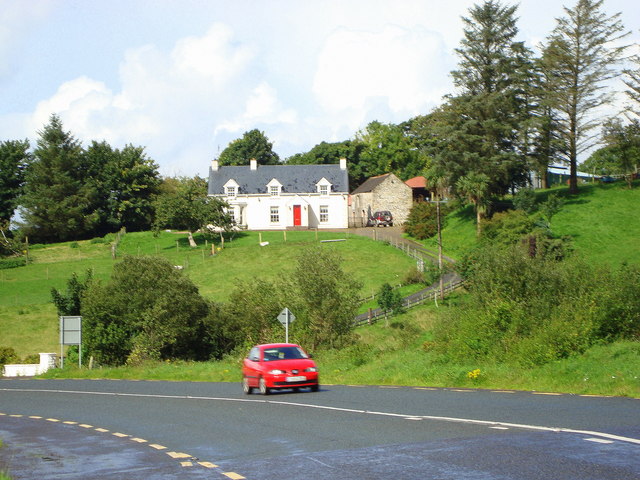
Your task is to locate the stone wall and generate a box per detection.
[350,174,413,225]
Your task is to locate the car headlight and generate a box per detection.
[268,369,285,375]
[304,367,318,373]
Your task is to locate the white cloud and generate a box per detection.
[5,0,638,176]
[23,23,259,174]
[312,24,451,132]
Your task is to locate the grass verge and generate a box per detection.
[40,302,640,398]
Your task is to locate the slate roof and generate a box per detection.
[350,174,391,194]
[208,163,349,195]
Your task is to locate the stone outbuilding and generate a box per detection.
[349,173,413,227]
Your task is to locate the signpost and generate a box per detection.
[277,308,296,343]
[59,316,82,368]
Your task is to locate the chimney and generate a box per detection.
[339,157,347,170]
[250,158,258,170]
[211,159,219,171]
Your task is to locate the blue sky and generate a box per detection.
[1,0,638,177]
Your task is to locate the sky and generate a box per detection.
[1,0,638,178]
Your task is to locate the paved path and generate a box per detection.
[347,226,463,323]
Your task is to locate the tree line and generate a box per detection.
[0,114,235,252]
[219,0,639,216]
[2,0,639,249]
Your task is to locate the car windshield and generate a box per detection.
[262,347,308,361]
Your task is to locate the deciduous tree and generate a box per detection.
[218,129,280,165]
[81,256,211,365]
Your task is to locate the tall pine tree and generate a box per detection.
[540,0,629,194]
[0,139,31,223]
[430,1,532,223]
[21,114,96,242]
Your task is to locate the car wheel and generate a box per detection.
[259,377,270,395]
[242,377,253,395]
[310,384,319,392]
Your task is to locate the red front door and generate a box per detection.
[293,205,301,226]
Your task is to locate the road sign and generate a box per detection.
[277,308,296,326]
[277,308,296,342]
[59,316,82,368]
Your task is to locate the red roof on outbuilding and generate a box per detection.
[405,176,427,188]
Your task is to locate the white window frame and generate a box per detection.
[270,206,280,223]
[270,185,280,197]
[226,186,236,198]
[319,205,329,223]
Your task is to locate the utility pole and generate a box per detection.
[436,198,444,300]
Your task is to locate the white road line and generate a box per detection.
[585,437,615,444]
[2,387,639,446]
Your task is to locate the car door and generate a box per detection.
[243,347,262,387]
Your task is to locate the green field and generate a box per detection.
[0,229,418,357]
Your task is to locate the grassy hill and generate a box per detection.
[5,181,640,397]
[425,180,640,264]
[0,229,418,357]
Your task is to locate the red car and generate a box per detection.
[242,343,319,395]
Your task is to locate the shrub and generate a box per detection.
[21,354,40,364]
[0,347,19,366]
[513,188,537,214]
[81,256,212,365]
[0,258,26,270]
[403,267,425,285]
[433,244,640,366]
[404,201,449,240]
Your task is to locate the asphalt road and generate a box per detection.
[1,379,639,479]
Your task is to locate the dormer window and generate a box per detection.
[224,179,239,198]
[266,178,282,197]
[316,178,332,196]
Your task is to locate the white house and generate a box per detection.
[208,158,349,230]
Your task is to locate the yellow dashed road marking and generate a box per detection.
[167,451,192,459]
[491,391,515,394]
[223,473,246,480]
[1,411,227,476]
[532,392,562,396]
